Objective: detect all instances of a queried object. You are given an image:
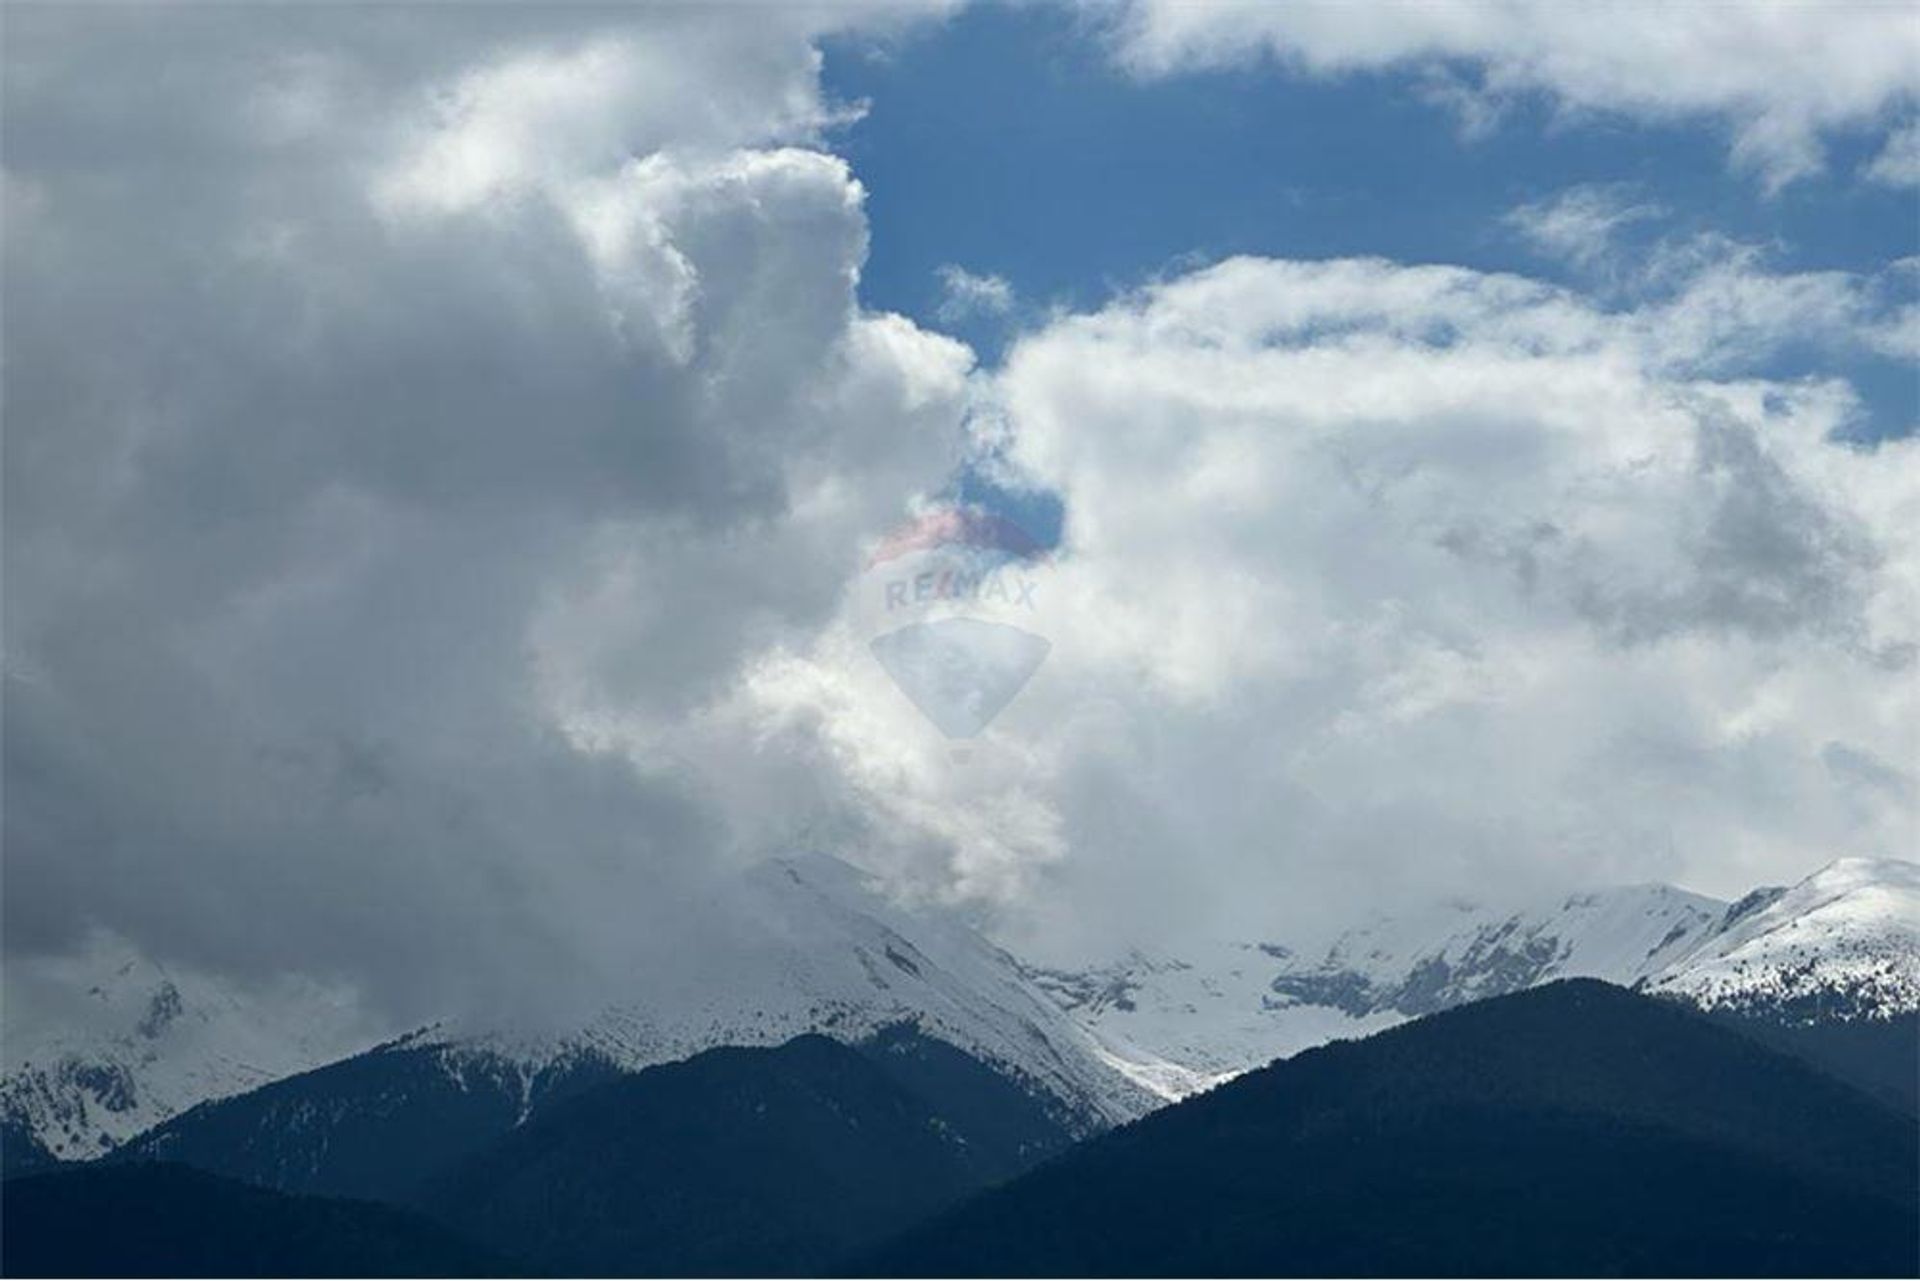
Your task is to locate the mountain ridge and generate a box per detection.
[861,979,1920,1278]
[8,854,1913,1162]
[1030,856,1918,1101]
[423,1025,1078,1276]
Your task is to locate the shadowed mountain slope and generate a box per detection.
[0,1162,511,1278]
[864,980,1919,1278]
[427,1026,1076,1277]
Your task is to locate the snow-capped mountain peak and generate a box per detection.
[1023,879,1731,1101]
[1028,857,1918,1105]
[1645,857,1920,1021]
[8,855,1913,1159]
[437,852,1157,1130]
[1276,881,1726,1019]
[1,949,380,1162]
[5,856,1157,1162]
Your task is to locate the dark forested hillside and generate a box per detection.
[864,980,1920,1277]
[116,1038,623,1205]
[25,986,1915,1279]
[1699,1005,1919,1115]
[0,1163,512,1277]
[1,1114,62,1178]
[427,1026,1076,1276]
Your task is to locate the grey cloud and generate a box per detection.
[1823,742,1915,803]
[1552,414,1879,647]
[2,4,965,1028]
[6,3,1914,1041]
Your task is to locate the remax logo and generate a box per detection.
[861,505,1050,739]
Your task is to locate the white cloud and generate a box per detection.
[1111,1,1920,189]
[1505,184,1663,271]
[935,263,1017,323]
[759,251,1918,958]
[5,0,1915,1031]
[1866,119,1920,187]
[1865,304,1920,361]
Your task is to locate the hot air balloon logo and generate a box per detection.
[862,505,1051,739]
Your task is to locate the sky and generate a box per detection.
[3,2,1916,1031]
[828,3,1918,434]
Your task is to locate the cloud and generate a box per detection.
[1866,119,1920,188]
[1505,184,1663,271]
[1,3,966,1028]
[935,264,1017,323]
[757,252,1917,959]
[1109,1,1920,189]
[4,0,1915,1040]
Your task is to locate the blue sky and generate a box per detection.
[825,3,1916,440]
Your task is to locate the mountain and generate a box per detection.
[524,853,1152,1130]
[1028,879,1727,1100]
[1030,859,1918,1105]
[15,855,1914,1173]
[106,1025,1080,1275]
[1,1112,61,1178]
[425,1026,1077,1276]
[5,856,1149,1169]
[113,854,1147,1202]
[1273,881,1725,1016]
[0,1163,511,1278]
[864,980,1920,1278]
[117,1033,625,1204]
[1,954,380,1163]
[1645,857,1919,1019]
[1647,857,1920,1111]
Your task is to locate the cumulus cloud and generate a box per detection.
[758,252,1917,959]
[1109,1,1920,189]
[1,3,965,1028]
[4,1,1914,1037]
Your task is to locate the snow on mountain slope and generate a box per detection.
[1020,944,1404,1099]
[3,855,1155,1163]
[1645,858,1920,1021]
[1031,881,1727,1102]
[1032,860,1918,1103]
[1,951,380,1162]
[11,856,1912,1155]
[1275,882,1727,1019]
[439,854,1156,1131]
